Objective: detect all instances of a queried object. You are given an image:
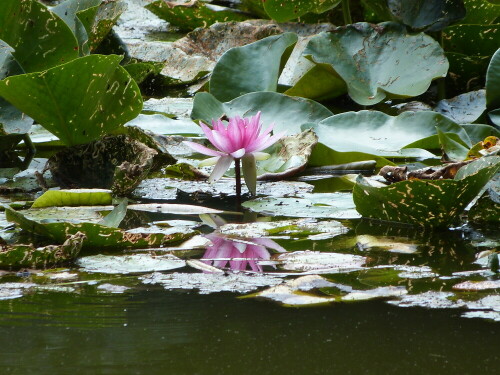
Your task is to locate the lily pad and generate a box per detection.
[443,25,500,58]
[77,253,185,274]
[140,271,283,294]
[5,207,192,250]
[304,22,448,105]
[0,55,143,146]
[209,32,298,102]
[342,286,408,301]
[486,48,500,110]
[353,156,500,226]
[133,177,314,200]
[146,0,251,31]
[251,275,338,306]
[0,232,85,269]
[31,189,113,208]
[388,0,466,32]
[243,193,361,219]
[0,0,79,72]
[434,90,486,124]
[308,110,466,159]
[217,219,348,240]
[191,91,333,135]
[263,0,341,22]
[277,250,366,273]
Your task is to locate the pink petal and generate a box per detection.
[212,130,234,153]
[183,141,224,157]
[252,237,287,253]
[200,122,218,147]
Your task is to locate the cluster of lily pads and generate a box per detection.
[0,0,499,320]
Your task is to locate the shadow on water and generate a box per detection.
[0,289,498,375]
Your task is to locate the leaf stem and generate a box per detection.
[342,0,352,25]
[235,158,241,207]
[437,30,446,101]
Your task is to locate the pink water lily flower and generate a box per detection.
[201,233,286,272]
[183,112,285,195]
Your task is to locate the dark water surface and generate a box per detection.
[0,288,498,375]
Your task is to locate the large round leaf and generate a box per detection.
[191,92,333,135]
[0,55,143,146]
[210,33,298,102]
[388,0,466,31]
[307,110,468,158]
[304,22,448,106]
[263,0,342,22]
[0,0,79,72]
[353,156,500,226]
[486,48,500,109]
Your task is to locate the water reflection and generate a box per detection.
[201,233,285,272]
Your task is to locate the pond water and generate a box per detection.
[0,287,499,375]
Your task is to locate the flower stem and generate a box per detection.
[342,0,352,25]
[235,158,241,207]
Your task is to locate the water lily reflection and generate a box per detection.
[201,233,286,272]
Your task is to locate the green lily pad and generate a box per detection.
[486,48,500,110]
[77,253,185,274]
[191,91,333,135]
[434,90,486,124]
[52,0,102,55]
[146,0,251,31]
[353,156,500,226]
[242,193,361,219]
[0,0,79,72]
[307,110,467,159]
[78,0,127,52]
[31,189,113,208]
[462,124,500,144]
[0,54,143,146]
[443,25,500,58]
[263,0,341,22]
[0,232,85,269]
[461,0,500,24]
[304,22,448,105]
[388,0,466,32]
[210,32,298,102]
[5,207,193,250]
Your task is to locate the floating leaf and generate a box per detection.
[277,251,366,273]
[146,0,251,31]
[52,0,102,55]
[307,110,467,159]
[141,271,283,294]
[263,0,341,22]
[0,0,79,72]
[242,193,361,219]
[0,232,85,269]
[353,156,500,226]
[388,0,466,31]
[31,189,113,208]
[210,33,298,102]
[5,207,192,250]
[434,90,486,124]
[443,25,500,58]
[191,92,333,135]
[304,22,448,105]
[0,55,143,146]
[77,254,185,274]
[461,0,500,24]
